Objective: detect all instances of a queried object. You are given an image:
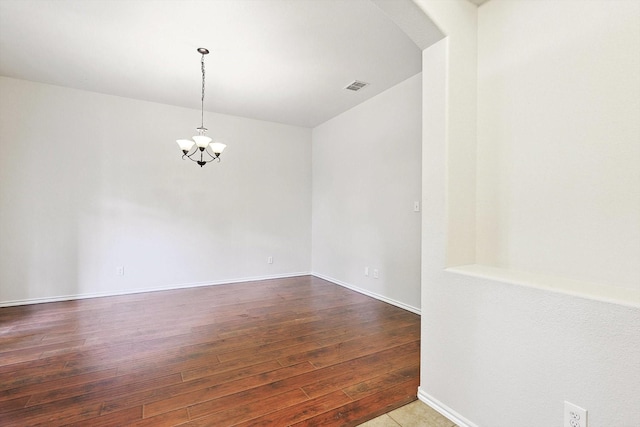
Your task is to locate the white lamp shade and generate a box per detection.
[210,142,227,154]
[192,135,212,148]
[177,139,195,151]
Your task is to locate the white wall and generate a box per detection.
[0,77,311,304]
[415,0,640,426]
[311,73,422,312]
[477,0,640,290]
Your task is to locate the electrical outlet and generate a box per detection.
[364,266,369,276]
[373,269,379,279]
[414,201,420,212]
[564,401,587,427]
[116,266,124,276]
[267,256,273,264]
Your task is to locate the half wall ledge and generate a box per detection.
[446,264,640,309]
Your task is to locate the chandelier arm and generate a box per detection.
[184,147,203,163]
[183,146,199,160]
[182,148,218,166]
[184,149,216,162]
[204,145,218,160]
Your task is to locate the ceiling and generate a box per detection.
[0,0,430,128]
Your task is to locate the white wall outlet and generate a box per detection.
[364,266,369,276]
[373,269,379,279]
[564,401,587,427]
[414,201,420,212]
[116,266,124,276]
[267,256,273,264]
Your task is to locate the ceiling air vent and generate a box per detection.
[345,80,369,91]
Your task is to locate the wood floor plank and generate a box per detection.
[0,333,45,352]
[289,377,420,427]
[131,408,190,426]
[265,342,419,402]
[0,339,86,365]
[184,388,310,426]
[0,357,63,375]
[102,360,290,416]
[0,394,104,427]
[65,405,143,427]
[0,368,117,403]
[142,361,316,418]
[231,389,352,426]
[179,358,281,383]
[301,344,420,399]
[0,374,182,426]
[342,368,420,401]
[278,323,420,368]
[0,276,420,426]
[0,361,68,391]
[25,372,183,407]
[0,396,30,414]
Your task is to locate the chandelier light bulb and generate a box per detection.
[210,142,227,154]
[176,139,195,153]
[193,135,212,148]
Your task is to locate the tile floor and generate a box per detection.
[357,400,457,427]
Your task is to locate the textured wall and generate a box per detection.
[416,0,640,425]
[0,77,311,304]
[312,74,422,312]
[476,0,640,290]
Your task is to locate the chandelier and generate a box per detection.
[176,48,226,167]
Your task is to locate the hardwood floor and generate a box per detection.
[0,276,420,426]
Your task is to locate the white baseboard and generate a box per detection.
[311,272,420,315]
[418,387,478,427]
[0,272,311,307]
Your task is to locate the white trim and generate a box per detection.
[418,387,479,427]
[311,272,420,315]
[0,272,311,307]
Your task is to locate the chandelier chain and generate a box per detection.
[200,52,205,129]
